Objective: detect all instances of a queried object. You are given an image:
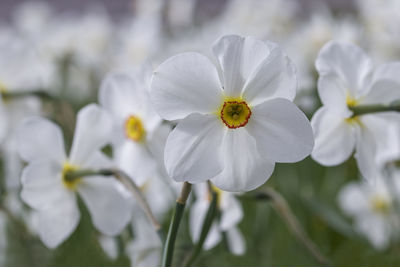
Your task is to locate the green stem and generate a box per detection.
[64,168,162,239]
[182,183,218,267]
[162,182,192,267]
[256,188,329,265]
[349,100,400,117]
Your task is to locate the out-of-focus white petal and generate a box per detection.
[357,215,390,250]
[115,141,157,186]
[78,177,131,236]
[363,63,400,105]
[69,104,112,166]
[150,52,223,120]
[220,196,243,230]
[212,35,273,98]
[316,41,373,98]
[317,74,349,112]
[20,160,68,210]
[226,226,246,255]
[17,117,66,163]
[0,100,8,143]
[164,114,224,183]
[243,46,297,105]
[356,114,397,181]
[311,107,356,166]
[338,182,370,216]
[247,98,314,163]
[37,194,80,248]
[211,128,275,192]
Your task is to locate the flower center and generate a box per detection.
[125,115,146,142]
[62,163,82,191]
[371,196,391,214]
[220,100,251,129]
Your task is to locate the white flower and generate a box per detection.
[190,183,246,255]
[150,34,314,192]
[338,176,400,249]
[126,212,162,267]
[99,67,166,186]
[17,104,131,248]
[311,41,400,181]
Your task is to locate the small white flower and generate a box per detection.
[150,34,314,192]
[17,104,131,248]
[99,66,166,186]
[338,176,400,249]
[190,183,246,255]
[311,41,400,181]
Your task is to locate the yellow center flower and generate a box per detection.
[62,163,82,191]
[125,115,146,142]
[345,94,362,124]
[371,196,391,214]
[220,99,252,129]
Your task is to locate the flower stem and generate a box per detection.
[162,182,192,267]
[349,100,400,117]
[182,182,218,267]
[255,188,329,265]
[64,168,163,239]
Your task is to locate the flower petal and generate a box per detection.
[317,74,349,112]
[164,114,224,183]
[78,177,132,236]
[37,193,80,248]
[17,117,66,163]
[362,63,400,105]
[246,98,314,163]
[69,104,112,166]
[311,107,356,166]
[226,227,246,255]
[0,100,8,143]
[220,195,243,231]
[115,141,157,186]
[315,41,373,98]
[243,46,297,105]
[20,159,67,210]
[212,35,274,98]
[211,128,275,192]
[150,52,223,120]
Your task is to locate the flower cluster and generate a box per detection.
[0,0,400,266]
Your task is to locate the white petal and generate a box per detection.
[115,141,157,186]
[99,72,141,120]
[78,177,131,236]
[150,52,223,120]
[317,74,349,112]
[243,46,297,105]
[0,100,8,143]
[17,117,66,163]
[355,115,395,181]
[315,41,373,97]
[226,227,246,255]
[189,200,208,243]
[362,63,400,105]
[357,215,390,250]
[37,194,80,248]
[247,98,314,163]
[20,159,67,210]
[211,128,275,192]
[212,35,274,98]
[311,107,356,166]
[337,182,369,217]
[164,114,224,183]
[220,196,243,231]
[69,104,112,166]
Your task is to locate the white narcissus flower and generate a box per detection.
[99,67,167,186]
[17,104,131,248]
[150,35,314,192]
[311,41,400,181]
[190,183,246,255]
[338,176,400,250]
